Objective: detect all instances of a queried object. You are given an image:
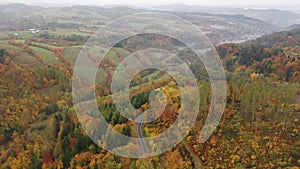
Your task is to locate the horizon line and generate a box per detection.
[0,2,300,10]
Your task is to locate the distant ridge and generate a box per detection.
[152,3,300,25]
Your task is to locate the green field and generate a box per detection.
[15,40,25,43]
[31,42,63,49]
[63,46,82,64]
[0,29,91,41]
[64,45,162,84]
[5,31,35,39]
[0,41,23,51]
[63,45,130,64]
[29,46,61,64]
[47,29,92,36]
[14,52,42,66]
[77,66,105,83]
[0,32,10,39]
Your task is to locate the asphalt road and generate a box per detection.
[136,114,147,156]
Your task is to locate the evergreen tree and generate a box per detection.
[62,148,71,168]
[123,123,131,136]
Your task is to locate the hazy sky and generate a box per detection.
[3,0,300,9]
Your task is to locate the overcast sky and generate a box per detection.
[2,0,300,9]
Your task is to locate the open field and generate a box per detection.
[63,46,82,64]
[14,52,42,66]
[0,40,23,50]
[31,42,63,49]
[1,31,35,39]
[48,29,93,36]
[29,46,61,64]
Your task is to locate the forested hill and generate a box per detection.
[216,27,300,83]
[249,27,300,48]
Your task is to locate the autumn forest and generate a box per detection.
[0,3,299,169]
